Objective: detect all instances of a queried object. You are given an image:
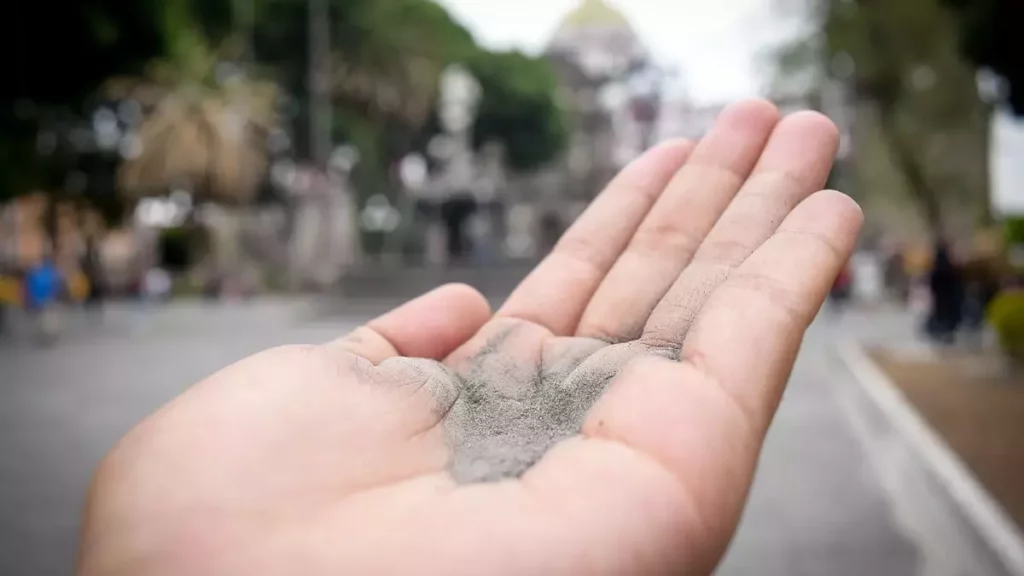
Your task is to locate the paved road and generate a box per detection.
[0,302,1012,575]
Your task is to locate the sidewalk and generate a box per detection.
[0,298,321,347]
[839,304,1024,575]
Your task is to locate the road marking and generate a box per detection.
[838,340,1024,576]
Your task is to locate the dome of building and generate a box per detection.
[554,0,634,37]
[548,0,644,78]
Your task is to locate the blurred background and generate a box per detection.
[3,0,1024,574]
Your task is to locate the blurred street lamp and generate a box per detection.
[329,144,360,174]
[92,107,121,151]
[308,0,332,167]
[360,194,401,233]
[978,68,1009,104]
[438,64,482,136]
[399,153,429,192]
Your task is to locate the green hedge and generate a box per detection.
[1004,218,1024,246]
[988,289,1024,361]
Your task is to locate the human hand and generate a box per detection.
[79,99,862,576]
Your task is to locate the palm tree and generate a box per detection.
[106,31,283,290]
[109,32,281,206]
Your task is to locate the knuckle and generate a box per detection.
[695,237,754,267]
[779,228,845,261]
[725,270,807,326]
[553,232,611,275]
[579,318,641,345]
[629,220,702,259]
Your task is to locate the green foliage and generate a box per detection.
[1004,218,1024,246]
[252,0,566,171]
[987,289,1024,360]
[4,0,568,210]
[943,0,1023,114]
[770,0,991,235]
[2,0,229,204]
[469,51,569,172]
[254,0,474,127]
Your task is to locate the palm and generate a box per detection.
[80,101,863,576]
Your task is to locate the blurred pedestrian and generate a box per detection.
[24,257,65,346]
[828,262,853,314]
[142,266,173,303]
[961,253,1001,335]
[925,241,964,344]
[82,236,105,323]
[883,244,910,304]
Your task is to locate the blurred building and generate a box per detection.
[990,106,1024,218]
[499,0,652,257]
[506,0,835,258]
[656,96,816,142]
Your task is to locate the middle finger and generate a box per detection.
[575,99,780,342]
[642,111,840,347]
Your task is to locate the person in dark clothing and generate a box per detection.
[828,262,853,315]
[82,237,105,321]
[926,241,964,343]
[441,195,477,263]
[961,255,1001,333]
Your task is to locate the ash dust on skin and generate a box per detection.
[425,320,682,483]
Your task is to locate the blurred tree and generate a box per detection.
[109,31,281,206]
[771,0,991,235]
[252,0,473,159]
[1,0,236,204]
[2,0,568,210]
[943,0,1024,114]
[469,50,569,172]
[252,0,566,192]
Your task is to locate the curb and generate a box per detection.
[837,340,1024,576]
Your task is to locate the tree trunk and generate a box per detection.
[976,102,995,227]
[875,101,945,236]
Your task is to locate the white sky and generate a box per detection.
[434,0,810,105]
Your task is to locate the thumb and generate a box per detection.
[327,283,492,364]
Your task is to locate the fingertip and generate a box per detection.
[819,189,864,222]
[648,137,695,156]
[783,110,840,139]
[759,111,841,169]
[622,137,695,182]
[792,190,865,242]
[368,283,492,360]
[433,282,492,319]
[718,98,781,129]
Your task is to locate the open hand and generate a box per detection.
[79,100,862,576]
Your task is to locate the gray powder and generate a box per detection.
[438,325,681,483]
